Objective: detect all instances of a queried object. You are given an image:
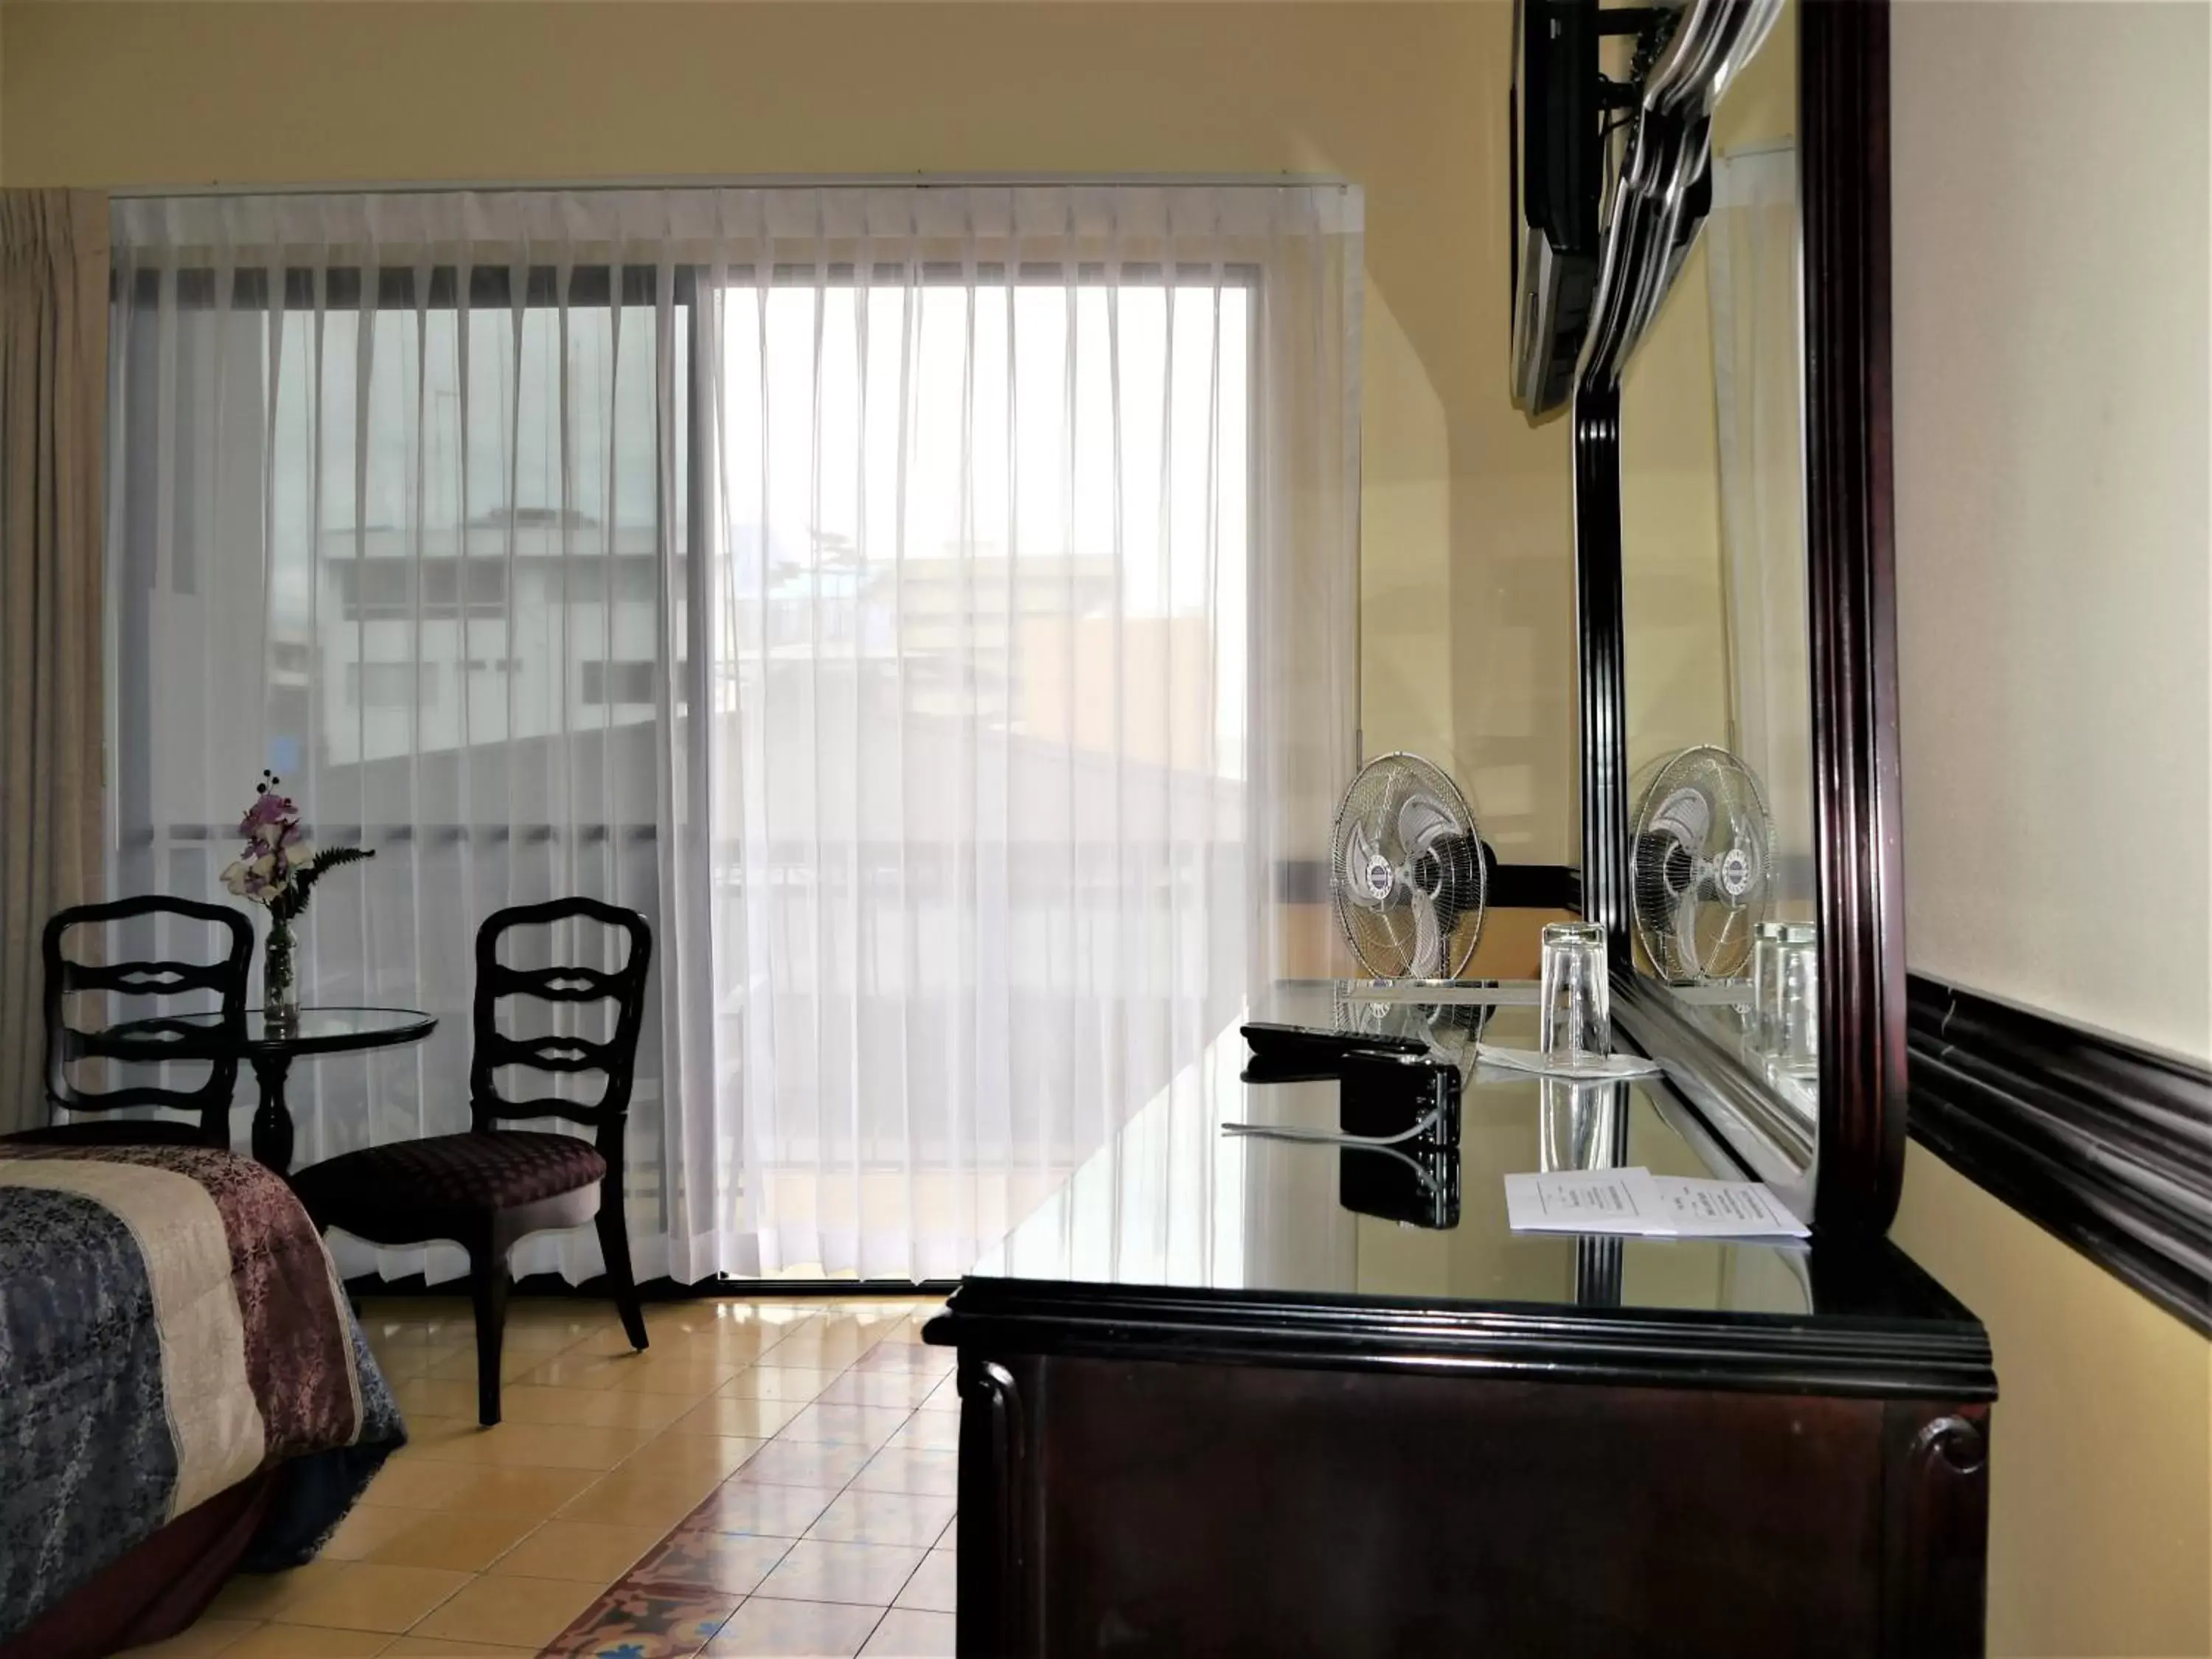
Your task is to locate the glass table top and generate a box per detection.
[159,1005,437,1053]
[969,983,1964,1326]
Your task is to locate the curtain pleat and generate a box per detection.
[1708,147,1815,916]
[0,190,109,1135]
[105,184,1359,1283]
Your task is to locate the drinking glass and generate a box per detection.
[1773,927,1819,1068]
[1756,920,1817,1059]
[1537,921,1610,1063]
[1751,919,1791,1047]
[1538,1077,1627,1172]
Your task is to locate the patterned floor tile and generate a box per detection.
[544,1584,742,1659]
[627,1529,794,1597]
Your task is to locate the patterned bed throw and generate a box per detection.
[0,1144,407,1640]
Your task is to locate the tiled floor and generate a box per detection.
[125,1296,957,1659]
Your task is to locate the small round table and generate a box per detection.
[159,1006,438,1172]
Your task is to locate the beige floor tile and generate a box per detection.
[205,1563,345,1622]
[364,1347,442,1382]
[804,1489,956,1551]
[494,1385,692,1430]
[754,1539,925,1607]
[217,1623,391,1658]
[425,1346,546,1385]
[387,1416,487,1458]
[882,1414,959,1454]
[684,1478,842,1540]
[434,1464,604,1519]
[759,1334,876,1371]
[556,1461,728,1530]
[574,1323,771,1363]
[849,1450,958,1498]
[672,1395,805,1440]
[380,1638,540,1658]
[815,1370,939,1410]
[318,1501,425,1562]
[405,1419,659,1471]
[267,1562,472,1633]
[717,1367,841,1405]
[489,1518,666,1583]
[522,1351,730,1395]
[849,1345,950,1380]
[116,1616,259,1658]
[702,1596,881,1658]
[776,1404,910,1452]
[491,1317,603,1353]
[621,1431,767,1481]
[364,1508,540,1573]
[891,1550,956,1615]
[737,1440,875,1491]
[410,1573,605,1650]
[860,1607,955,1658]
[388,1378,484,1419]
[357,1459,487,1511]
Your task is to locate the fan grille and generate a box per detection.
[1630,745,1775,984]
[1330,754,1486,980]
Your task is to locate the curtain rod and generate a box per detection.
[110,173,1351,202]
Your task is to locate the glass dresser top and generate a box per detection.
[970,984,1963,1326]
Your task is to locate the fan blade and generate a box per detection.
[1674,887,1705,980]
[1651,785,1713,852]
[1397,790,1457,858]
[1409,890,1445,979]
[1343,818,1394,911]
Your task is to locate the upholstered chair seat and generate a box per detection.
[295,1130,608,1215]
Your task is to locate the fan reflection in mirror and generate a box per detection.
[1628,745,1820,1095]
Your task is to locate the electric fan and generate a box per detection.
[1330,754,1490,981]
[1630,745,1775,984]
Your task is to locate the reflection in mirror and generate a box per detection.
[1618,0,1814,1121]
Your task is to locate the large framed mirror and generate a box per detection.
[1568,0,1901,1234]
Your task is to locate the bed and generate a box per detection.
[0,1143,407,1658]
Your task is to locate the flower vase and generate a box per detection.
[264,914,299,1034]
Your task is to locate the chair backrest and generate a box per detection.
[44,894,252,1130]
[469,898,653,1157]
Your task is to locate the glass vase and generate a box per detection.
[263,913,299,1034]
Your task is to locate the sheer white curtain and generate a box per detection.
[1706,147,1815,911]
[105,184,1360,1283]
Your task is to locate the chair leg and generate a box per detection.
[596,1193,649,1353]
[467,1236,512,1427]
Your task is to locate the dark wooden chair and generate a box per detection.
[6,895,251,1150]
[292,897,653,1425]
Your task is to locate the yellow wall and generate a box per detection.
[0,0,1579,866]
[1890,4,2212,1655]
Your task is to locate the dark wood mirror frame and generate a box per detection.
[1573,0,1901,1237]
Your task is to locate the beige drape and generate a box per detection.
[1,190,108,1134]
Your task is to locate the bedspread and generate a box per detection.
[0,1144,406,1640]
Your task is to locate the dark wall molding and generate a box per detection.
[1906,973,2212,1337]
